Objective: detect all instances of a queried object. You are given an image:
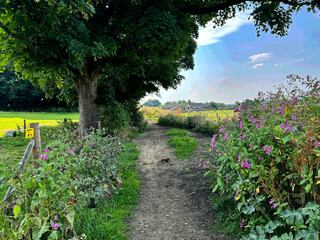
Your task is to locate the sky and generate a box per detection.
[142,9,320,105]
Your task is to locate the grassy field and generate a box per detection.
[0,112,79,137]
[140,107,234,122]
[183,109,234,121]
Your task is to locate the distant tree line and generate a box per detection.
[160,100,233,111]
[0,64,76,112]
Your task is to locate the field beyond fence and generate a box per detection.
[140,106,234,122]
[0,112,79,137]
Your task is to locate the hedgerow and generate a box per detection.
[0,128,130,239]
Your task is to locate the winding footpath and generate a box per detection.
[128,124,230,240]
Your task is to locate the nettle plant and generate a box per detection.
[207,75,320,238]
[0,128,124,240]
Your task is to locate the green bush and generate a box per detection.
[158,114,219,136]
[207,75,320,238]
[158,114,186,128]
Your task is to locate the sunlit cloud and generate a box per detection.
[274,63,282,67]
[252,63,264,69]
[197,12,251,46]
[248,53,272,62]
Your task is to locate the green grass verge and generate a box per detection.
[74,142,140,239]
[166,129,198,159]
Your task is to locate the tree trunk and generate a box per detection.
[74,64,101,136]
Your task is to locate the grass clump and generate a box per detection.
[166,129,198,159]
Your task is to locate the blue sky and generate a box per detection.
[143,9,320,105]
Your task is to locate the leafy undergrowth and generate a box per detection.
[166,129,198,159]
[206,75,320,239]
[0,126,57,199]
[74,143,140,240]
[0,125,142,239]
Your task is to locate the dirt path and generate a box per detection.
[129,123,229,240]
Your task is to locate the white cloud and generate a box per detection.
[274,63,282,67]
[248,53,272,62]
[197,12,251,46]
[252,63,264,69]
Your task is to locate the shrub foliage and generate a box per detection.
[208,75,320,239]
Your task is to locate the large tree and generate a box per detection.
[0,0,318,135]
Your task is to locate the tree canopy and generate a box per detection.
[0,0,318,134]
[142,99,162,107]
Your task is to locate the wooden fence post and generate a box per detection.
[30,122,41,168]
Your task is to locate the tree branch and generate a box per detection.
[180,0,314,15]
[0,21,19,38]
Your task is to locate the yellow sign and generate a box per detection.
[25,128,34,138]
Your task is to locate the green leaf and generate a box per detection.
[49,230,59,240]
[242,205,255,214]
[282,135,292,144]
[212,184,219,193]
[66,205,75,227]
[204,170,211,177]
[305,184,312,193]
[33,221,49,240]
[13,205,21,219]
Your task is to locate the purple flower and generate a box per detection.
[12,201,15,205]
[240,223,243,228]
[45,148,49,153]
[54,223,59,231]
[45,175,48,178]
[316,141,319,146]
[302,175,305,179]
[54,215,58,221]
[261,117,264,122]
[263,146,267,151]
[273,203,278,208]
[256,124,259,129]
[242,218,245,223]
[45,155,48,160]
[269,200,274,204]
[249,145,253,150]
[40,155,45,160]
